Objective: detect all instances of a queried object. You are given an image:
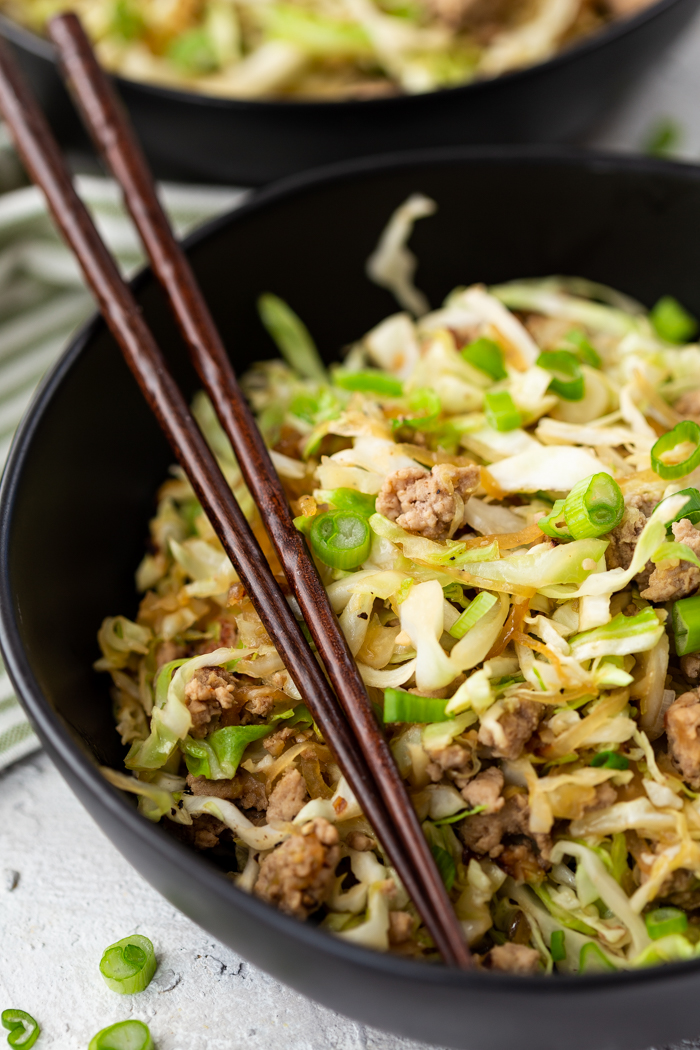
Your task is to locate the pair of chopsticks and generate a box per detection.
[0,16,470,968]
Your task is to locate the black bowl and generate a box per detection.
[3,148,700,1050]
[0,0,699,185]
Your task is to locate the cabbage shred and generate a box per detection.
[97,223,700,973]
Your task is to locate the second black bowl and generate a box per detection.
[3,148,700,1049]
[1,0,699,184]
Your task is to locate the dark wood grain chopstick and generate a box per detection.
[0,32,469,966]
[47,12,471,969]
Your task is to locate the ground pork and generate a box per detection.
[458,791,529,855]
[605,493,657,589]
[658,867,700,910]
[263,727,296,757]
[253,817,340,919]
[184,667,240,737]
[195,619,238,655]
[186,771,268,811]
[681,653,700,683]
[346,832,375,851]
[375,463,480,540]
[483,943,540,974]
[388,911,414,945]
[674,389,700,424]
[231,681,277,723]
[499,842,547,884]
[641,518,700,602]
[266,769,308,823]
[477,698,543,761]
[167,813,227,851]
[461,767,505,815]
[155,640,186,669]
[666,689,700,788]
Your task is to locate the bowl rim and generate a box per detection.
[0,0,691,113]
[3,144,700,994]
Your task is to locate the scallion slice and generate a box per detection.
[1,1010,40,1049]
[316,488,376,518]
[461,337,507,380]
[536,499,571,540]
[257,293,326,382]
[672,593,700,655]
[99,934,156,995]
[645,907,688,940]
[650,296,698,344]
[333,370,403,396]
[590,751,628,770]
[651,420,700,480]
[383,688,447,723]
[88,1019,153,1050]
[449,592,497,639]
[563,473,624,540]
[657,487,700,531]
[550,930,566,962]
[308,510,371,570]
[537,350,585,401]
[484,390,521,432]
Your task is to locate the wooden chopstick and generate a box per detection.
[0,33,469,967]
[47,12,471,969]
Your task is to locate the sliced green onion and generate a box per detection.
[443,582,470,608]
[645,907,689,940]
[590,751,629,770]
[578,942,616,973]
[461,337,507,380]
[484,390,521,432]
[383,688,447,723]
[432,805,486,825]
[672,593,700,656]
[657,487,700,531]
[563,473,624,540]
[167,27,218,73]
[536,499,571,540]
[430,844,456,891]
[391,387,441,433]
[88,1019,153,1050]
[449,592,498,639]
[651,420,700,480]
[333,370,403,396]
[537,350,585,401]
[316,488,376,518]
[610,832,629,885]
[562,328,601,369]
[99,934,156,995]
[650,296,698,344]
[308,510,371,570]
[550,930,566,962]
[1,1010,40,1049]
[257,293,326,382]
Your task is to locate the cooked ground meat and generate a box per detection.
[499,842,547,884]
[267,768,308,823]
[186,771,268,811]
[641,519,700,602]
[605,493,657,588]
[478,698,543,761]
[253,817,340,919]
[231,680,277,723]
[375,463,480,540]
[155,640,187,669]
[483,943,540,974]
[388,910,414,945]
[167,813,227,851]
[461,767,505,815]
[666,689,700,788]
[658,867,700,910]
[674,389,700,424]
[458,791,530,856]
[184,667,239,737]
[346,832,375,851]
[263,726,296,757]
[584,781,618,813]
[681,653,700,683]
[195,618,238,655]
[426,742,474,782]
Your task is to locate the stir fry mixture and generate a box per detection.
[4,0,654,99]
[98,197,700,974]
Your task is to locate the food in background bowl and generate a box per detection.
[96,197,700,974]
[2,0,656,98]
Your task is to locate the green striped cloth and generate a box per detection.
[0,133,245,769]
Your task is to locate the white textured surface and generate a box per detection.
[0,752,444,1050]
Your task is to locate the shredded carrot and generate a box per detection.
[512,629,562,671]
[487,597,532,659]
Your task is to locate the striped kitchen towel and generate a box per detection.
[0,138,245,770]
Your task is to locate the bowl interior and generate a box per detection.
[5,149,700,1049]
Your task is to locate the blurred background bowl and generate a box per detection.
[0,0,698,185]
[3,147,700,1050]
